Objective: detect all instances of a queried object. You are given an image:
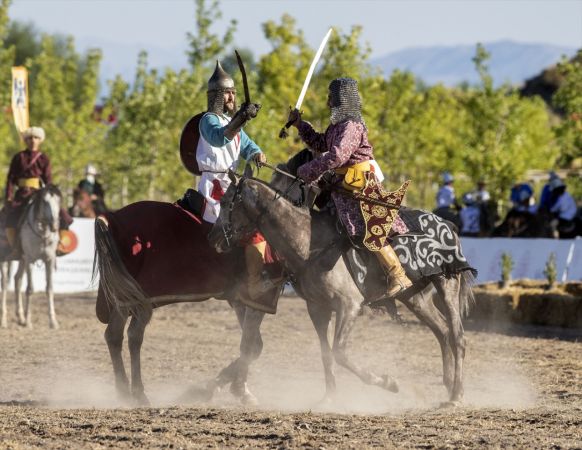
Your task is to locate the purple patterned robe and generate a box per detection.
[296,120,373,236]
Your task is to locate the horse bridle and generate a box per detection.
[220,173,307,249]
[25,188,59,239]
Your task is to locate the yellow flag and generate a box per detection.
[11,66,29,133]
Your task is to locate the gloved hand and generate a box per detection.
[225,102,262,140]
[317,170,336,190]
[240,102,261,121]
[287,108,302,128]
[253,152,267,164]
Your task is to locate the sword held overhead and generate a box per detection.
[279,27,333,139]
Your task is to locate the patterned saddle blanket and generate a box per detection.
[343,208,476,301]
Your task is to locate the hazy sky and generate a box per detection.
[10,0,582,58]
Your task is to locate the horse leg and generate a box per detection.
[203,301,248,399]
[332,296,399,393]
[399,285,455,397]
[127,308,153,406]
[14,261,25,325]
[105,308,131,402]
[306,300,336,403]
[432,275,465,405]
[45,259,59,329]
[229,306,265,406]
[24,264,34,328]
[1,262,7,328]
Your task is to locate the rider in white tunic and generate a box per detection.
[197,113,261,223]
[196,61,279,314]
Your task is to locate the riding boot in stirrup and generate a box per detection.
[244,241,279,314]
[375,245,412,298]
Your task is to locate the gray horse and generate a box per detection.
[1,185,61,329]
[208,171,475,405]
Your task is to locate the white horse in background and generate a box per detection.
[0,185,61,329]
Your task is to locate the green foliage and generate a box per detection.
[543,252,557,289]
[186,0,236,70]
[500,252,514,286]
[553,50,582,166]
[460,44,558,203]
[0,0,575,212]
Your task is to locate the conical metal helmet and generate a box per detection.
[207,61,235,114]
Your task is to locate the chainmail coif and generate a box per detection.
[329,78,364,125]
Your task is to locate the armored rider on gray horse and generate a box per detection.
[286,78,413,302]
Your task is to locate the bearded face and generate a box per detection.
[223,88,237,115]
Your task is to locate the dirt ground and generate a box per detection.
[0,292,581,449]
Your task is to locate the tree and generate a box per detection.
[553,50,582,167]
[460,44,557,202]
[186,0,236,71]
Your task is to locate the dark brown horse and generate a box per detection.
[93,200,274,405]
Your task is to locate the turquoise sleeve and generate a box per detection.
[199,113,231,147]
[239,129,262,161]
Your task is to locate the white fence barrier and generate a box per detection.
[6,219,581,293]
[460,237,582,283]
[10,218,97,293]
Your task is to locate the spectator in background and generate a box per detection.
[459,192,481,237]
[436,172,456,209]
[539,171,560,213]
[474,179,490,203]
[434,172,460,228]
[78,164,107,215]
[510,183,537,214]
[549,177,578,239]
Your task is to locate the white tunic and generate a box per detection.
[196,114,241,223]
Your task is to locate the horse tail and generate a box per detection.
[93,216,151,323]
[459,269,476,319]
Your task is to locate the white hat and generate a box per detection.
[22,127,45,142]
[85,164,98,176]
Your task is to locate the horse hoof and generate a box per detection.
[381,375,399,393]
[439,400,461,409]
[133,391,151,407]
[0,320,7,328]
[315,394,335,409]
[241,392,258,407]
[50,321,59,330]
[25,322,33,329]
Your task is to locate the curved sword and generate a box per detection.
[279,27,333,138]
[235,49,250,104]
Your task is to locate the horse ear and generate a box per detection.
[243,162,254,179]
[228,169,239,185]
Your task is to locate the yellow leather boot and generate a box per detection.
[375,245,412,297]
[244,241,279,314]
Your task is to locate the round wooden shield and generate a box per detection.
[179,112,205,175]
[57,229,78,256]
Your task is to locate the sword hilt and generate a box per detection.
[278,106,301,139]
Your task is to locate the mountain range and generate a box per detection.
[370,40,577,87]
[80,38,578,95]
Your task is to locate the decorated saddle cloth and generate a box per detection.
[344,208,476,301]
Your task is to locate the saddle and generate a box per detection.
[175,189,285,313]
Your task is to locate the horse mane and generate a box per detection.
[30,184,62,218]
